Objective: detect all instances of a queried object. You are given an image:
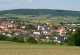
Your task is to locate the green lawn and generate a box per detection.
[0,41,80,55]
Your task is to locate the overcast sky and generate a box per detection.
[0,0,80,11]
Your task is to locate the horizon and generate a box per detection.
[0,8,79,12]
[0,0,80,11]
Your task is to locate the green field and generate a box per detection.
[0,41,80,55]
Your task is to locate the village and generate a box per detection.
[0,17,80,44]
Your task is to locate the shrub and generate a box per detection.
[67,28,80,46]
[27,37,38,44]
[12,36,25,43]
[0,35,7,40]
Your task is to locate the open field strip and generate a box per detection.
[0,41,80,55]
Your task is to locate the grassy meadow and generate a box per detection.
[0,41,80,55]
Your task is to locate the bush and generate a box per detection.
[0,34,13,41]
[27,37,38,44]
[0,35,7,40]
[0,34,37,43]
[12,36,25,43]
[67,29,80,46]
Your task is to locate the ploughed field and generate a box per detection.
[0,41,80,55]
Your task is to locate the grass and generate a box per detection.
[0,41,80,55]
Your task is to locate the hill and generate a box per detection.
[0,9,80,16]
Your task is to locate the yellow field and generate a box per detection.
[0,41,80,55]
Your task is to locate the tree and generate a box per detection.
[67,28,80,46]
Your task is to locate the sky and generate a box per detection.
[0,0,80,11]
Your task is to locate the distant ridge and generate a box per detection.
[0,9,80,16]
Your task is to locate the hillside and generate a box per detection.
[0,9,80,16]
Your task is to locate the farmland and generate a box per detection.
[0,41,80,55]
